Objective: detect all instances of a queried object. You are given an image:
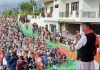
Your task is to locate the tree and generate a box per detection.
[30,0,45,17]
[12,7,19,17]
[2,9,12,17]
[30,0,37,12]
[2,7,19,18]
[19,2,33,15]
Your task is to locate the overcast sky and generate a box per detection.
[0,0,29,14]
[0,0,44,15]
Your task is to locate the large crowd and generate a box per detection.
[1,17,99,70]
[0,18,75,70]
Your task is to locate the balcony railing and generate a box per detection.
[82,11,96,18]
[59,12,65,17]
[59,11,79,18]
[34,11,100,19]
[59,11,100,18]
[81,11,100,18]
[46,13,52,17]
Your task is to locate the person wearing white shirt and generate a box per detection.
[3,57,7,70]
[75,22,98,70]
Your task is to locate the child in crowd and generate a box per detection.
[0,18,70,70]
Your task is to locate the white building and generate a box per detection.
[30,0,100,34]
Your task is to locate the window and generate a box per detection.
[55,4,59,8]
[71,2,79,15]
[65,3,69,17]
[50,7,53,13]
[50,24,56,33]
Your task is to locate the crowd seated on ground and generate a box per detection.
[0,18,69,70]
[60,31,80,47]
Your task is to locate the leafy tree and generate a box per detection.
[2,8,19,18]
[19,2,33,15]
[12,7,19,17]
[30,0,37,12]
[2,9,12,17]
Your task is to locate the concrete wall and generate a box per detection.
[44,0,60,18]
[52,0,60,18]
[27,15,33,21]
[45,21,59,32]
[58,0,80,18]
[80,0,100,11]
[46,3,53,13]
[60,0,80,12]
[79,0,100,17]
[64,0,100,14]
[30,18,59,32]
[30,0,100,34]
[79,0,100,21]
[59,1,66,12]
[30,19,46,27]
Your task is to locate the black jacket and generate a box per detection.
[77,33,97,62]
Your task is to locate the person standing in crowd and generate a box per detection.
[5,51,18,70]
[94,35,100,70]
[69,45,75,60]
[16,56,25,70]
[75,22,98,70]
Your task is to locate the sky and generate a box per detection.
[0,0,44,15]
[0,0,29,14]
